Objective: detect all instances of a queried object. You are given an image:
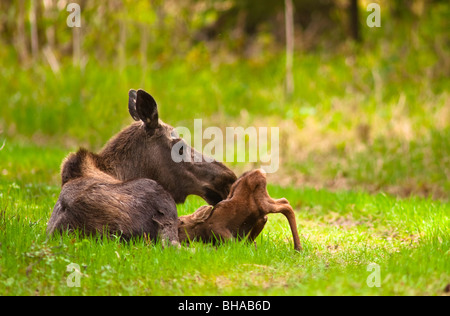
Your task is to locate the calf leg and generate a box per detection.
[280,204,302,251]
[274,198,289,204]
[209,227,234,245]
[248,216,268,242]
[261,200,302,251]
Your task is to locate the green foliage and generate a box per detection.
[0,0,448,296]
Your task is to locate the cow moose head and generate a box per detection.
[71,89,237,205]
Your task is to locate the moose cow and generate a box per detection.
[48,148,180,244]
[178,169,302,251]
[47,89,236,242]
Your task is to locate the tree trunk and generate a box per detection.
[73,26,81,67]
[29,0,39,61]
[349,0,360,42]
[16,0,29,63]
[44,0,56,51]
[140,23,148,71]
[285,0,294,98]
[118,19,126,70]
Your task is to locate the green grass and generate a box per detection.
[1,44,448,197]
[0,5,448,295]
[1,144,448,296]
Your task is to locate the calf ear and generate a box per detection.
[128,89,140,121]
[136,89,159,130]
[192,205,214,223]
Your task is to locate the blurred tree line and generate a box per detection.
[0,0,448,69]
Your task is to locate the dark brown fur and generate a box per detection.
[47,89,236,241]
[48,149,179,244]
[62,89,236,204]
[178,169,302,251]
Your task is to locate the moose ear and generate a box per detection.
[136,89,159,130]
[128,89,140,121]
[192,205,214,223]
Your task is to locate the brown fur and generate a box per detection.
[48,150,179,244]
[178,169,302,251]
[62,89,236,204]
[47,89,236,241]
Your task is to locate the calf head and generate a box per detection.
[178,169,302,251]
[97,89,237,205]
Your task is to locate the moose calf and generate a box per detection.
[178,169,302,251]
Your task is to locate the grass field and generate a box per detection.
[1,4,449,295]
[0,144,448,296]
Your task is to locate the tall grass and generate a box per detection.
[1,53,448,196]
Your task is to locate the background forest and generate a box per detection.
[1,0,449,197]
